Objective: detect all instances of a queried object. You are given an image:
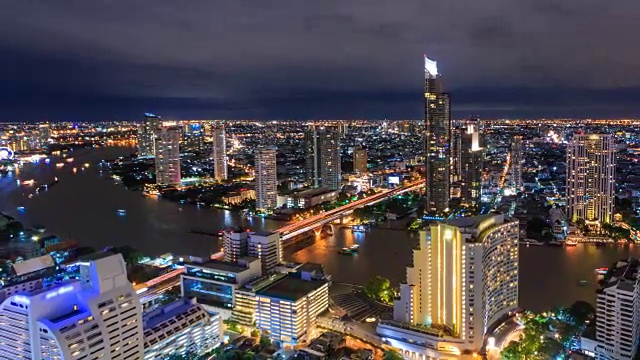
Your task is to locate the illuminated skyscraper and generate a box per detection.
[380,214,519,358]
[154,126,181,186]
[511,136,523,192]
[138,113,162,156]
[353,146,367,174]
[255,146,278,210]
[566,134,616,227]
[424,56,451,214]
[459,123,483,208]
[0,252,144,360]
[212,126,228,181]
[304,126,341,190]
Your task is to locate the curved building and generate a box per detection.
[381,213,518,359]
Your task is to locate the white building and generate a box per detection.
[181,257,262,319]
[248,231,283,275]
[0,252,144,360]
[566,134,616,228]
[383,213,519,358]
[223,229,249,262]
[138,113,162,156]
[212,126,227,181]
[154,126,181,186]
[594,259,639,360]
[143,297,222,359]
[319,127,341,190]
[256,264,330,348]
[255,146,278,210]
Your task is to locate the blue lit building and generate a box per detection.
[180,257,262,318]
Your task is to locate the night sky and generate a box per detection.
[2,0,640,121]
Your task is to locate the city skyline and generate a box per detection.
[3,1,640,121]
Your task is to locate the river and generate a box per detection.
[2,146,639,313]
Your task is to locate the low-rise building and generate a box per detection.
[143,297,222,359]
[222,188,256,205]
[285,187,339,209]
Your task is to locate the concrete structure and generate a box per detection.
[248,231,283,275]
[0,252,143,360]
[566,134,616,228]
[594,259,639,360]
[511,136,523,192]
[304,126,342,190]
[223,229,249,262]
[212,126,228,181]
[180,257,262,318]
[143,297,222,359]
[255,146,278,210]
[222,188,255,205]
[424,56,451,215]
[154,126,181,186]
[232,273,288,326]
[285,187,340,209]
[384,213,519,358]
[138,113,162,156]
[452,123,483,208]
[353,146,367,174]
[181,128,205,154]
[256,264,330,347]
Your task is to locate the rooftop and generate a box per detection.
[445,212,501,229]
[251,230,278,237]
[143,298,200,329]
[186,257,257,273]
[257,275,327,302]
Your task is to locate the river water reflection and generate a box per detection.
[2,146,639,312]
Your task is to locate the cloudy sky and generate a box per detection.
[1,0,639,121]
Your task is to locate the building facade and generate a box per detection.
[154,126,181,186]
[511,136,523,192]
[138,113,162,156]
[353,146,367,174]
[248,231,282,275]
[566,134,616,227]
[386,213,519,358]
[424,56,451,215]
[212,126,228,181]
[0,252,144,360]
[223,229,249,262]
[255,146,278,210]
[304,126,341,190]
[142,298,222,359]
[458,124,483,208]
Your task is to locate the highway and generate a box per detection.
[278,179,424,241]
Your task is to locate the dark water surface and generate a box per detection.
[2,146,639,312]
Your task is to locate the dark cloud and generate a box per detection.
[1,0,640,121]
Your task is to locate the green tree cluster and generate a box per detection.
[364,275,396,305]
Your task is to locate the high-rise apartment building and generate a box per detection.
[212,126,228,181]
[180,124,206,154]
[566,134,616,227]
[593,259,640,360]
[424,56,451,214]
[304,126,341,190]
[459,124,483,208]
[380,213,519,358]
[353,146,367,174]
[511,136,523,192]
[138,113,162,156]
[38,123,51,147]
[154,126,181,186]
[255,146,278,210]
[248,231,282,275]
[0,252,144,360]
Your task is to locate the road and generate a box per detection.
[278,179,424,241]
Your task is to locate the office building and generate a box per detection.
[458,123,483,208]
[181,127,206,154]
[181,257,262,318]
[143,297,222,359]
[380,213,519,358]
[304,126,342,190]
[248,231,282,275]
[232,273,288,326]
[353,146,367,173]
[38,123,51,146]
[223,229,249,262]
[154,126,181,186]
[511,136,523,192]
[566,134,616,228]
[0,252,144,360]
[284,187,339,209]
[212,126,228,181]
[138,113,162,156]
[255,146,278,210]
[593,259,640,360]
[256,264,330,347]
[424,56,451,215]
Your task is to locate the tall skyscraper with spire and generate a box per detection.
[424,56,451,214]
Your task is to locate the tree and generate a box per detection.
[383,350,404,360]
[250,329,261,338]
[364,275,395,305]
[259,336,271,347]
[567,300,595,327]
